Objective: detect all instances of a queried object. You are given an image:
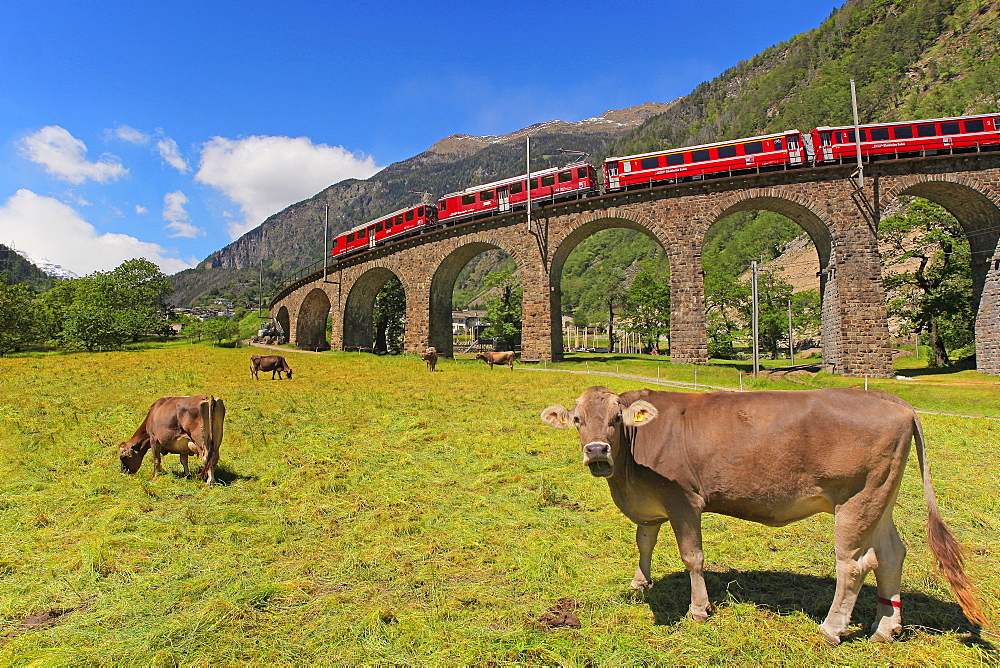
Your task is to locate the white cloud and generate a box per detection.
[196,135,381,239]
[156,137,190,173]
[0,189,195,275]
[19,126,128,184]
[111,125,150,145]
[135,205,148,215]
[108,125,189,173]
[162,190,202,238]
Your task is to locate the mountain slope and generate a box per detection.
[170,0,1000,309]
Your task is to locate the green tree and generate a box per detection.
[372,277,406,354]
[104,259,174,342]
[0,275,37,355]
[879,198,973,366]
[200,316,239,346]
[480,270,522,351]
[619,264,671,353]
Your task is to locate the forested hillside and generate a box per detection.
[0,244,52,292]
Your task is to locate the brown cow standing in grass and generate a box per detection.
[422,347,439,372]
[119,395,225,484]
[476,351,515,370]
[250,354,293,380]
[541,386,989,644]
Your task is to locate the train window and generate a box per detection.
[917,123,937,137]
[405,211,414,222]
[376,222,384,232]
[690,149,710,162]
[440,200,447,211]
[532,178,542,189]
[558,171,573,183]
[846,130,855,142]
[666,152,684,166]
[940,122,960,135]
[480,189,494,201]
[541,174,555,187]
[462,194,476,205]
[788,135,799,148]
[640,156,660,170]
[717,144,737,159]
[893,126,913,139]
[417,206,424,216]
[743,141,763,154]
[577,167,588,178]
[774,137,783,149]
[510,182,523,194]
[965,119,985,133]
[621,161,632,173]
[870,128,890,141]
[346,232,353,242]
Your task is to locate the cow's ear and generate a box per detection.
[622,400,658,426]
[540,405,571,428]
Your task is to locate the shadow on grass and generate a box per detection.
[637,568,993,648]
[898,355,977,378]
[167,462,257,486]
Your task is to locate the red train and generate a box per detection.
[811,113,1000,164]
[330,112,1000,259]
[438,162,596,223]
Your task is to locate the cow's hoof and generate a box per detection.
[818,626,842,647]
[629,580,652,591]
[869,630,895,643]
[689,610,710,623]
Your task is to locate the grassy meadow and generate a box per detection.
[0,343,998,664]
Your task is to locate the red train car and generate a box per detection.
[330,204,437,258]
[437,163,596,223]
[604,130,806,191]
[811,113,1000,164]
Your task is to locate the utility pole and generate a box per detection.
[787,298,794,361]
[525,136,532,233]
[323,205,329,281]
[850,78,863,188]
[752,260,760,376]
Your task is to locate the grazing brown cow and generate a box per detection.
[541,386,988,644]
[119,395,226,484]
[475,350,515,370]
[250,354,293,380]
[422,346,439,372]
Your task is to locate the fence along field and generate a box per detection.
[0,344,997,664]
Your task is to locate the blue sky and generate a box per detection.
[0,0,843,276]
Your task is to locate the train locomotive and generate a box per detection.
[330,112,1000,260]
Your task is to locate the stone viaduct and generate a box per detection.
[269,152,1000,377]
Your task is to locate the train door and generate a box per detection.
[819,131,833,162]
[786,134,804,165]
[606,163,620,190]
[498,185,510,213]
[368,227,375,248]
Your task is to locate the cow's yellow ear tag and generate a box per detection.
[634,413,644,422]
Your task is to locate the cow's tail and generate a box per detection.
[914,413,990,629]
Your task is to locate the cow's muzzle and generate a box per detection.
[582,441,613,477]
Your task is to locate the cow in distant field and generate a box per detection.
[119,395,226,484]
[250,354,293,380]
[541,386,989,644]
[422,347,439,372]
[476,351,515,370]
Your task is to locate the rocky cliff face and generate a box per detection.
[168,103,673,307]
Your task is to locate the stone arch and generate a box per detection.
[881,175,1000,372]
[275,305,290,342]
[549,214,664,357]
[296,288,332,350]
[429,240,520,357]
[705,192,839,367]
[343,266,404,352]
